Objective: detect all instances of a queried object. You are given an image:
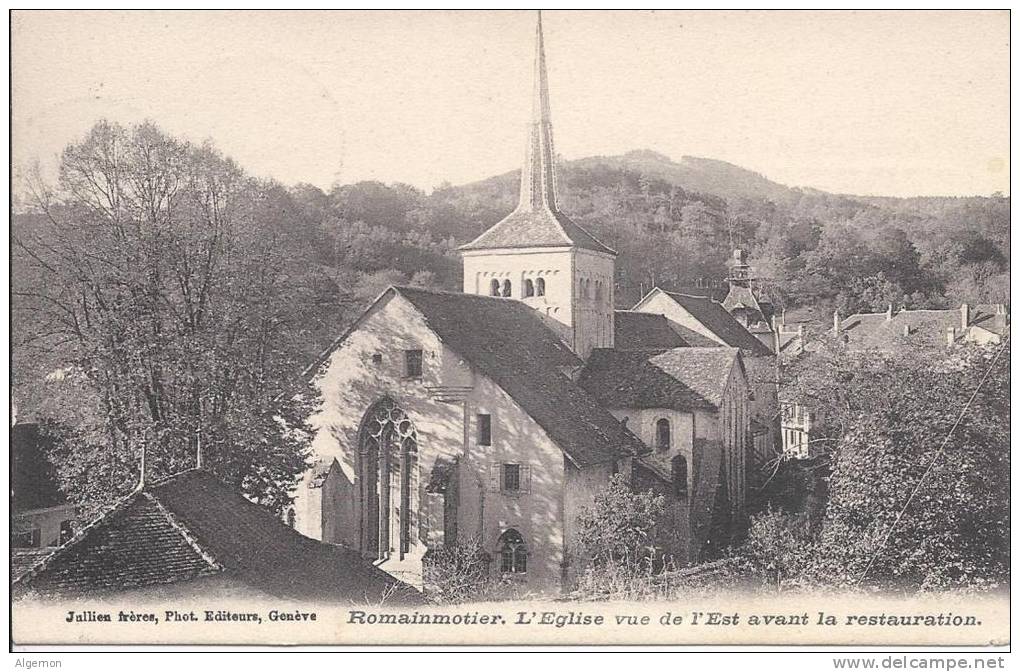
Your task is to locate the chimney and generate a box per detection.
[947,326,956,347]
[886,303,893,321]
[833,309,840,334]
[960,303,970,330]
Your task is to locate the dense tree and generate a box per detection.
[782,338,1009,591]
[13,121,316,515]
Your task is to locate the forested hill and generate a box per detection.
[308,148,1009,317]
[13,130,1010,416]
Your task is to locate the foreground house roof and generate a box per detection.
[13,470,417,603]
[580,347,741,411]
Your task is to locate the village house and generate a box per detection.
[834,303,1009,350]
[13,469,414,603]
[774,302,1009,458]
[292,14,752,592]
[11,422,76,578]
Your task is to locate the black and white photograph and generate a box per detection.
[8,8,1011,656]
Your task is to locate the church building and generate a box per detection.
[293,14,752,592]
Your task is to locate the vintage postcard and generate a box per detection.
[9,9,1010,651]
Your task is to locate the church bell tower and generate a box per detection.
[459,12,616,359]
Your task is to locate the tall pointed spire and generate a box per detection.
[458,11,615,256]
[519,10,558,212]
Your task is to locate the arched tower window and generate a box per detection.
[535,277,545,296]
[497,528,527,574]
[655,418,671,452]
[595,281,603,302]
[489,279,501,296]
[501,279,512,297]
[671,454,688,497]
[523,278,535,297]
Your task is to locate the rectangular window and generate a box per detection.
[404,349,423,378]
[371,353,383,365]
[477,414,491,446]
[502,463,521,492]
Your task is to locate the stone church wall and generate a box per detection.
[299,291,575,592]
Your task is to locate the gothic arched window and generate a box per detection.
[523,278,535,297]
[535,277,546,296]
[595,281,603,302]
[501,279,512,297]
[490,279,501,296]
[655,418,671,452]
[498,528,527,574]
[671,454,688,497]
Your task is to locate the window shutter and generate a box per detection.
[489,463,502,492]
[521,464,531,493]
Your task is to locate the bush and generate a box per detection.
[575,473,667,580]
[422,538,498,604]
[741,505,815,590]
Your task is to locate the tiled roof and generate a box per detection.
[579,347,739,411]
[11,423,66,512]
[840,309,958,349]
[458,207,615,255]
[722,285,763,315]
[669,323,723,348]
[395,287,647,466]
[14,470,417,603]
[660,291,773,356]
[614,311,688,350]
[11,549,54,582]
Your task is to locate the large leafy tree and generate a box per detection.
[13,121,314,515]
[784,338,1009,591]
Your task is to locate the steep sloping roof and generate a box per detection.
[659,291,772,356]
[395,287,646,465]
[14,470,416,603]
[669,323,723,348]
[722,285,763,315]
[579,347,739,411]
[11,549,55,582]
[614,311,688,350]
[458,208,615,254]
[456,14,614,257]
[11,423,66,513]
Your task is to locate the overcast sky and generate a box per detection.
[12,10,1009,198]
